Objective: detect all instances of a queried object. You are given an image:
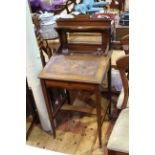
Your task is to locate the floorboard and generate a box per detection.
[27,93,119,155]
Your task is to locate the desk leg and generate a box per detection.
[66,89,71,104]
[40,80,56,138]
[108,59,112,119]
[96,87,102,148]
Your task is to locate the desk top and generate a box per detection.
[39,52,112,84]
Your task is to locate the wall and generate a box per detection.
[26,1,52,131]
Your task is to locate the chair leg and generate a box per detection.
[108,149,129,155]
[108,59,112,120]
[108,149,116,155]
[66,89,71,104]
[96,88,102,148]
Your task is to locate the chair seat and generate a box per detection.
[107,108,129,153]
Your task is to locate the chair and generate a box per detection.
[40,0,76,14]
[109,0,125,13]
[36,30,52,67]
[107,55,129,155]
[32,15,52,66]
[110,34,129,92]
[111,34,129,69]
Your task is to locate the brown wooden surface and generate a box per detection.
[56,14,112,27]
[39,52,112,84]
[108,149,129,155]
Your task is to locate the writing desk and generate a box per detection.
[39,17,112,147]
[39,52,112,147]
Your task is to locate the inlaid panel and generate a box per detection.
[47,55,99,77]
[39,53,112,84]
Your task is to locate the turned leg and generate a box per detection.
[108,59,112,119]
[40,80,56,138]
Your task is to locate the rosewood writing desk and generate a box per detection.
[39,52,112,148]
[39,17,112,147]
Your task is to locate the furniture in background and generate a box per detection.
[115,25,129,42]
[32,14,53,66]
[29,0,77,14]
[39,20,112,147]
[110,0,125,13]
[36,30,52,66]
[111,33,129,68]
[40,0,77,14]
[107,55,129,155]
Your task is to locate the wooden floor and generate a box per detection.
[27,93,118,155]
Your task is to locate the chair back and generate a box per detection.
[116,55,129,109]
[32,16,52,67]
[110,0,125,12]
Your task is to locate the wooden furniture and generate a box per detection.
[36,30,52,66]
[115,25,129,42]
[32,14,54,66]
[111,33,129,69]
[111,25,129,50]
[110,0,125,12]
[107,55,129,155]
[39,16,113,147]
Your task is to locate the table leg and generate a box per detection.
[66,89,71,104]
[96,87,102,148]
[40,80,56,138]
[108,59,112,119]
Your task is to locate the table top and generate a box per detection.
[39,52,112,84]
